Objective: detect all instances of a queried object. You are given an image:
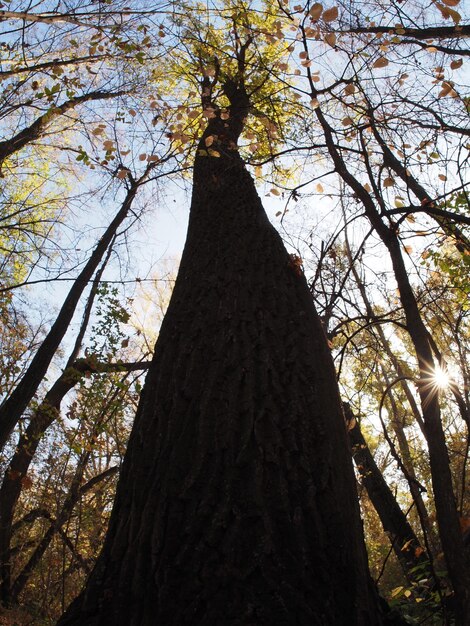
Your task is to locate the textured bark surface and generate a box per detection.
[58,128,384,624]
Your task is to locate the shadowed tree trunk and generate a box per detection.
[344,404,427,578]
[57,78,389,626]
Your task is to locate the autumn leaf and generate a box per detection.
[323,6,339,22]
[450,58,463,70]
[441,0,460,6]
[325,33,337,47]
[373,57,389,69]
[270,188,280,196]
[309,3,323,20]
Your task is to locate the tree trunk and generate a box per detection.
[344,405,426,578]
[57,83,386,626]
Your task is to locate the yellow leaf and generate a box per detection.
[309,3,323,20]
[395,196,405,208]
[208,149,221,157]
[373,57,389,68]
[404,590,412,598]
[323,6,339,22]
[316,183,324,192]
[450,58,463,70]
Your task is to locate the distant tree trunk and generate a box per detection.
[58,80,387,626]
[344,404,426,578]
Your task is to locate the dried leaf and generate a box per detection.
[309,3,323,20]
[270,188,281,196]
[441,0,460,6]
[450,58,463,70]
[323,6,339,22]
[205,135,215,147]
[438,81,454,97]
[383,176,395,187]
[316,183,324,192]
[325,33,337,47]
[342,116,353,125]
[373,56,389,69]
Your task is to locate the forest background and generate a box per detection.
[0,0,468,623]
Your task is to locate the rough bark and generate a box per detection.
[57,84,386,625]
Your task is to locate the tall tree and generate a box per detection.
[57,41,388,624]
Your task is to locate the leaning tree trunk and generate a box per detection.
[58,82,386,625]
